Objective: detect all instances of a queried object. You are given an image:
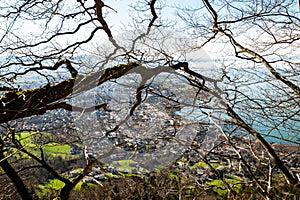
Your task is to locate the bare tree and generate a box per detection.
[0,0,299,199]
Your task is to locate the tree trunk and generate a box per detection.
[0,151,33,200]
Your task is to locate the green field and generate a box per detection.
[112,159,136,170]
[206,175,242,195]
[4,131,80,160]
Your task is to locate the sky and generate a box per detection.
[1,0,299,69]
